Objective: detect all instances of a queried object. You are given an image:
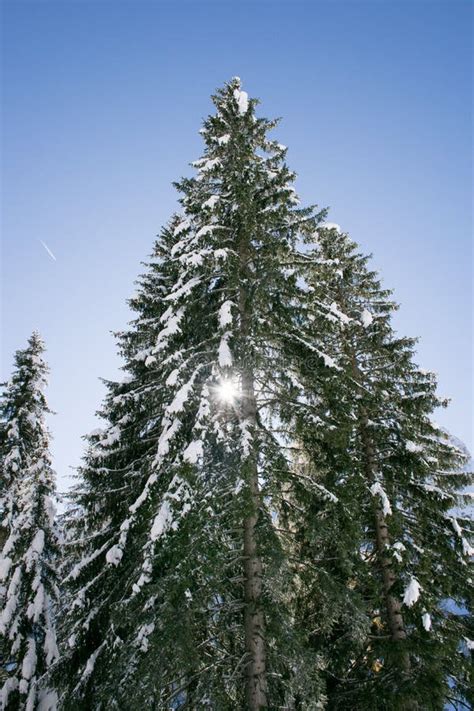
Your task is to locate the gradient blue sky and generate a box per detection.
[1,0,472,493]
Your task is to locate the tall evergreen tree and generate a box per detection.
[290,225,473,709]
[0,333,59,710]
[57,81,472,711]
[59,78,329,709]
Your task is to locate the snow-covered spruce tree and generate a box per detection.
[56,222,184,709]
[291,225,473,709]
[0,333,59,710]
[59,78,331,709]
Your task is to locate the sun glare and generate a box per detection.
[216,379,238,403]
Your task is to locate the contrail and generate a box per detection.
[39,240,57,261]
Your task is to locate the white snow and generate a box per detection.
[44,627,59,665]
[219,301,234,328]
[165,276,201,303]
[392,541,406,562]
[150,499,173,541]
[406,440,423,453]
[203,195,219,209]
[370,482,392,517]
[183,439,203,464]
[465,637,474,650]
[196,224,216,239]
[319,222,341,233]
[218,335,233,367]
[233,88,249,114]
[22,638,37,681]
[422,612,432,631]
[168,377,195,414]
[156,308,185,348]
[317,350,339,369]
[82,645,103,679]
[403,577,421,607]
[105,545,123,567]
[234,478,245,494]
[165,368,180,387]
[27,583,45,623]
[200,158,220,172]
[25,530,45,570]
[1,678,19,708]
[145,355,157,367]
[157,418,181,457]
[240,419,252,457]
[0,556,12,581]
[451,517,474,557]
[173,218,190,236]
[217,134,230,145]
[136,623,155,653]
[329,301,350,325]
[37,689,58,711]
[361,309,373,328]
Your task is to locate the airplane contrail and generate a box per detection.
[39,240,57,261]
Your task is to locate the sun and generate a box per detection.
[216,378,238,404]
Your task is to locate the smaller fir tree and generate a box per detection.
[0,333,59,711]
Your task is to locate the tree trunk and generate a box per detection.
[350,362,418,709]
[346,345,417,706]
[238,247,267,709]
[358,410,409,645]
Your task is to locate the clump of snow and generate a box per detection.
[451,517,474,557]
[21,638,37,681]
[392,541,406,562]
[234,478,245,494]
[406,440,423,453]
[157,418,181,457]
[203,195,219,209]
[233,88,249,115]
[105,545,123,567]
[166,369,180,387]
[25,530,45,571]
[83,645,103,679]
[136,623,155,653]
[422,612,432,631]
[165,276,201,303]
[403,577,421,607]
[38,689,58,711]
[219,301,234,328]
[168,373,198,415]
[174,218,190,236]
[319,222,341,233]
[370,482,392,517]
[44,627,59,665]
[0,556,12,581]
[217,134,230,145]
[218,335,233,367]
[361,309,373,328]
[329,301,350,325]
[150,500,173,541]
[183,440,203,464]
[317,350,339,369]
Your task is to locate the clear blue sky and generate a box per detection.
[1,0,472,493]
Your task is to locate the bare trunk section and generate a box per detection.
[239,249,267,708]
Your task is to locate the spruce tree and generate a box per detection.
[0,333,59,710]
[58,81,472,710]
[59,78,328,709]
[291,225,473,709]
